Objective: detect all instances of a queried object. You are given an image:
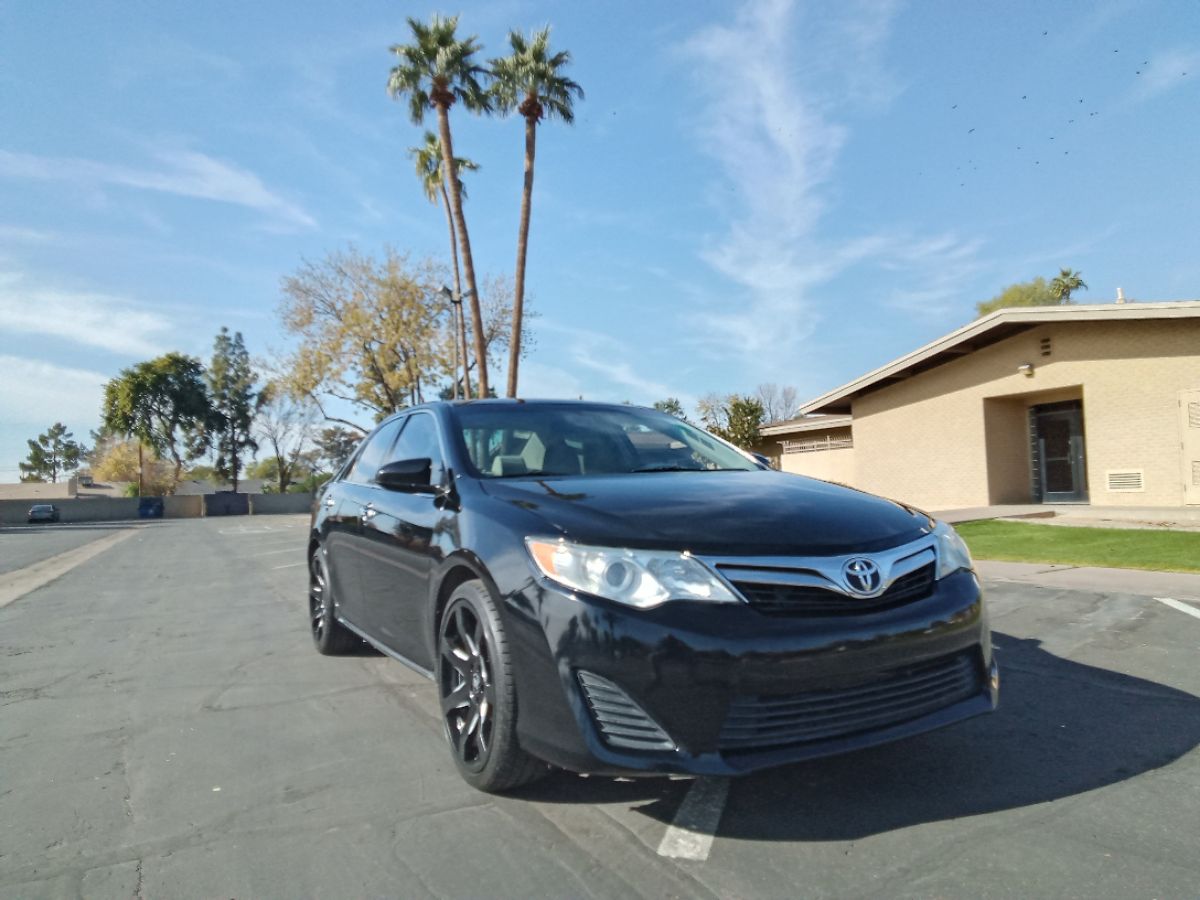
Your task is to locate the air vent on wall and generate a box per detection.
[1106,470,1144,492]
[1039,337,1052,357]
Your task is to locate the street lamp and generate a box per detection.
[439,285,474,400]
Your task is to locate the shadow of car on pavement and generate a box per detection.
[515,632,1200,837]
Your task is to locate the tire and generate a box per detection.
[309,547,359,655]
[437,581,547,792]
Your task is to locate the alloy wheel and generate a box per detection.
[438,602,495,771]
[309,553,329,642]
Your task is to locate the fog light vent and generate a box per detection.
[577,671,676,752]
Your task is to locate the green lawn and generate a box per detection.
[955,520,1200,574]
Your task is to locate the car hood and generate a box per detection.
[477,470,931,556]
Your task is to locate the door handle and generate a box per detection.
[323,495,335,508]
[361,504,377,520]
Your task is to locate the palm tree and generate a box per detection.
[490,27,583,397]
[388,15,491,398]
[409,131,478,399]
[1049,268,1087,303]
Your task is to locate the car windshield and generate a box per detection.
[451,404,760,478]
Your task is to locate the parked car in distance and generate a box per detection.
[308,400,998,792]
[27,504,60,524]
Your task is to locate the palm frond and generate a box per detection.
[387,13,489,119]
[488,26,582,123]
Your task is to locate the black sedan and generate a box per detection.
[27,504,60,524]
[308,400,997,792]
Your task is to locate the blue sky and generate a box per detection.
[2,0,1198,479]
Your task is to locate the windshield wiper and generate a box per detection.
[631,464,718,473]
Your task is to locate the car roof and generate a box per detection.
[377,398,658,427]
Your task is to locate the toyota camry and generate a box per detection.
[308,400,998,792]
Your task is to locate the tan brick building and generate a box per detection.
[764,302,1200,509]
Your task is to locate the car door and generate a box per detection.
[325,417,406,630]
[356,411,451,668]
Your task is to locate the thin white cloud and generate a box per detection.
[0,148,315,230]
[516,360,587,401]
[1131,48,1199,100]
[0,356,108,481]
[678,0,982,370]
[0,356,107,429]
[0,224,54,242]
[0,273,172,356]
[536,320,698,407]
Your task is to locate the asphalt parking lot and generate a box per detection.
[1,516,1198,898]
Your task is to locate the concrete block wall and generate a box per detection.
[0,492,309,525]
[164,496,203,518]
[249,493,314,515]
[0,497,140,525]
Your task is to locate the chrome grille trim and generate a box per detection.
[695,534,947,616]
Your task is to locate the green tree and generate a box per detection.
[277,247,451,427]
[19,422,86,483]
[975,277,1057,317]
[208,327,258,492]
[653,398,689,421]
[409,131,479,400]
[314,426,362,474]
[101,353,214,493]
[699,394,765,450]
[92,437,173,496]
[388,14,492,397]
[1049,267,1088,302]
[490,27,583,398]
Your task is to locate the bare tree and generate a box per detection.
[460,274,536,394]
[254,382,318,493]
[755,383,801,424]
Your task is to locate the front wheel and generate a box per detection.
[309,548,358,655]
[437,581,546,792]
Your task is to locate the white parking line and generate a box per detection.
[272,562,305,570]
[1,529,137,608]
[656,777,730,861]
[248,547,301,557]
[1155,597,1200,621]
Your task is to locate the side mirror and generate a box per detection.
[750,452,772,469]
[375,458,434,492]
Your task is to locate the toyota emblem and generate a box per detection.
[842,557,883,596]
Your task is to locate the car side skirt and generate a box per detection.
[338,616,435,681]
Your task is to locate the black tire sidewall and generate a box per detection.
[311,546,355,654]
[440,582,521,788]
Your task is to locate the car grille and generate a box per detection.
[728,561,936,616]
[577,671,676,752]
[718,651,980,753]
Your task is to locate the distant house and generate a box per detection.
[764,301,1200,510]
[0,478,79,501]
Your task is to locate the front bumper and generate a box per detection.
[506,568,997,776]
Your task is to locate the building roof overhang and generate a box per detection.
[800,301,1200,416]
[760,414,853,436]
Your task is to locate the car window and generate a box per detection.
[346,417,405,484]
[452,405,758,478]
[388,412,446,485]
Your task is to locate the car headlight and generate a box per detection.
[933,520,974,579]
[525,538,740,609]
